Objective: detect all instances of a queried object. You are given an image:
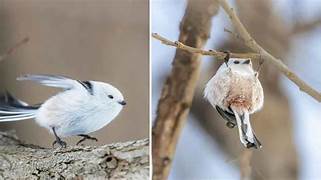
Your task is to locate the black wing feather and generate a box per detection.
[0,92,39,111]
[77,80,94,95]
[215,105,237,127]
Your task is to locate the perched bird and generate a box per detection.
[204,58,264,149]
[0,74,126,147]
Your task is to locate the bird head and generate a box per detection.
[227,58,252,67]
[91,81,126,107]
[225,58,254,75]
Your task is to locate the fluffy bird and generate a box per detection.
[0,74,126,147]
[204,58,264,149]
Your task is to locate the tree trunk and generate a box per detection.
[0,131,149,180]
[152,0,220,179]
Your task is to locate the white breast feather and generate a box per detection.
[204,66,232,109]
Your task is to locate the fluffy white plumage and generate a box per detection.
[204,58,264,149]
[0,74,126,147]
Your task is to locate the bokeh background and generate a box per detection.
[152,0,321,179]
[0,0,149,147]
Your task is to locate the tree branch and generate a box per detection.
[0,37,29,62]
[292,17,321,34]
[152,33,259,60]
[0,131,149,179]
[240,149,253,180]
[217,0,321,102]
[154,0,321,102]
[152,0,220,179]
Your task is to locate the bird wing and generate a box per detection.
[204,68,232,107]
[215,105,236,127]
[251,77,264,113]
[17,74,77,89]
[17,74,93,94]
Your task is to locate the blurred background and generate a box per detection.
[152,0,321,179]
[0,0,149,147]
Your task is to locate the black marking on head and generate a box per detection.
[243,59,251,64]
[233,60,240,64]
[78,81,94,95]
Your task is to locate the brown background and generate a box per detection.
[0,0,149,147]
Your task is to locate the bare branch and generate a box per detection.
[223,28,244,42]
[217,0,321,102]
[152,33,259,60]
[0,37,29,62]
[240,149,253,180]
[292,17,321,34]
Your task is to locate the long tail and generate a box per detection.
[0,92,39,122]
[231,107,262,149]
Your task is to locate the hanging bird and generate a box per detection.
[204,58,264,149]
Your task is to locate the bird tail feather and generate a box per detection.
[0,92,39,122]
[231,106,262,149]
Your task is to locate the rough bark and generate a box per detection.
[0,131,149,180]
[152,0,219,179]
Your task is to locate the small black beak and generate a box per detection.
[243,59,251,64]
[118,101,126,106]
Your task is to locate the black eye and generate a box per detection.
[108,95,114,99]
[234,60,240,64]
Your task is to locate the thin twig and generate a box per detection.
[240,149,253,180]
[292,17,321,34]
[153,2,321,102]
[0,37,29,62]
[216,0,321,102]
[217,0,321,102]
[152,33,259,60]
[224,27,244,42]
[153,26,321,102]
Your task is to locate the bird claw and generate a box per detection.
[223,51,231,67]
[76,135,98,145]
[52,139,67,148]
[226,122,236,128]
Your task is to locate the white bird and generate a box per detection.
[204,58,264,149]
[0,74,126,147]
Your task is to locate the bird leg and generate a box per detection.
[52,127,67,148]
[76,134,98,145]
[223,51,230,67]
[255,52,265,77]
